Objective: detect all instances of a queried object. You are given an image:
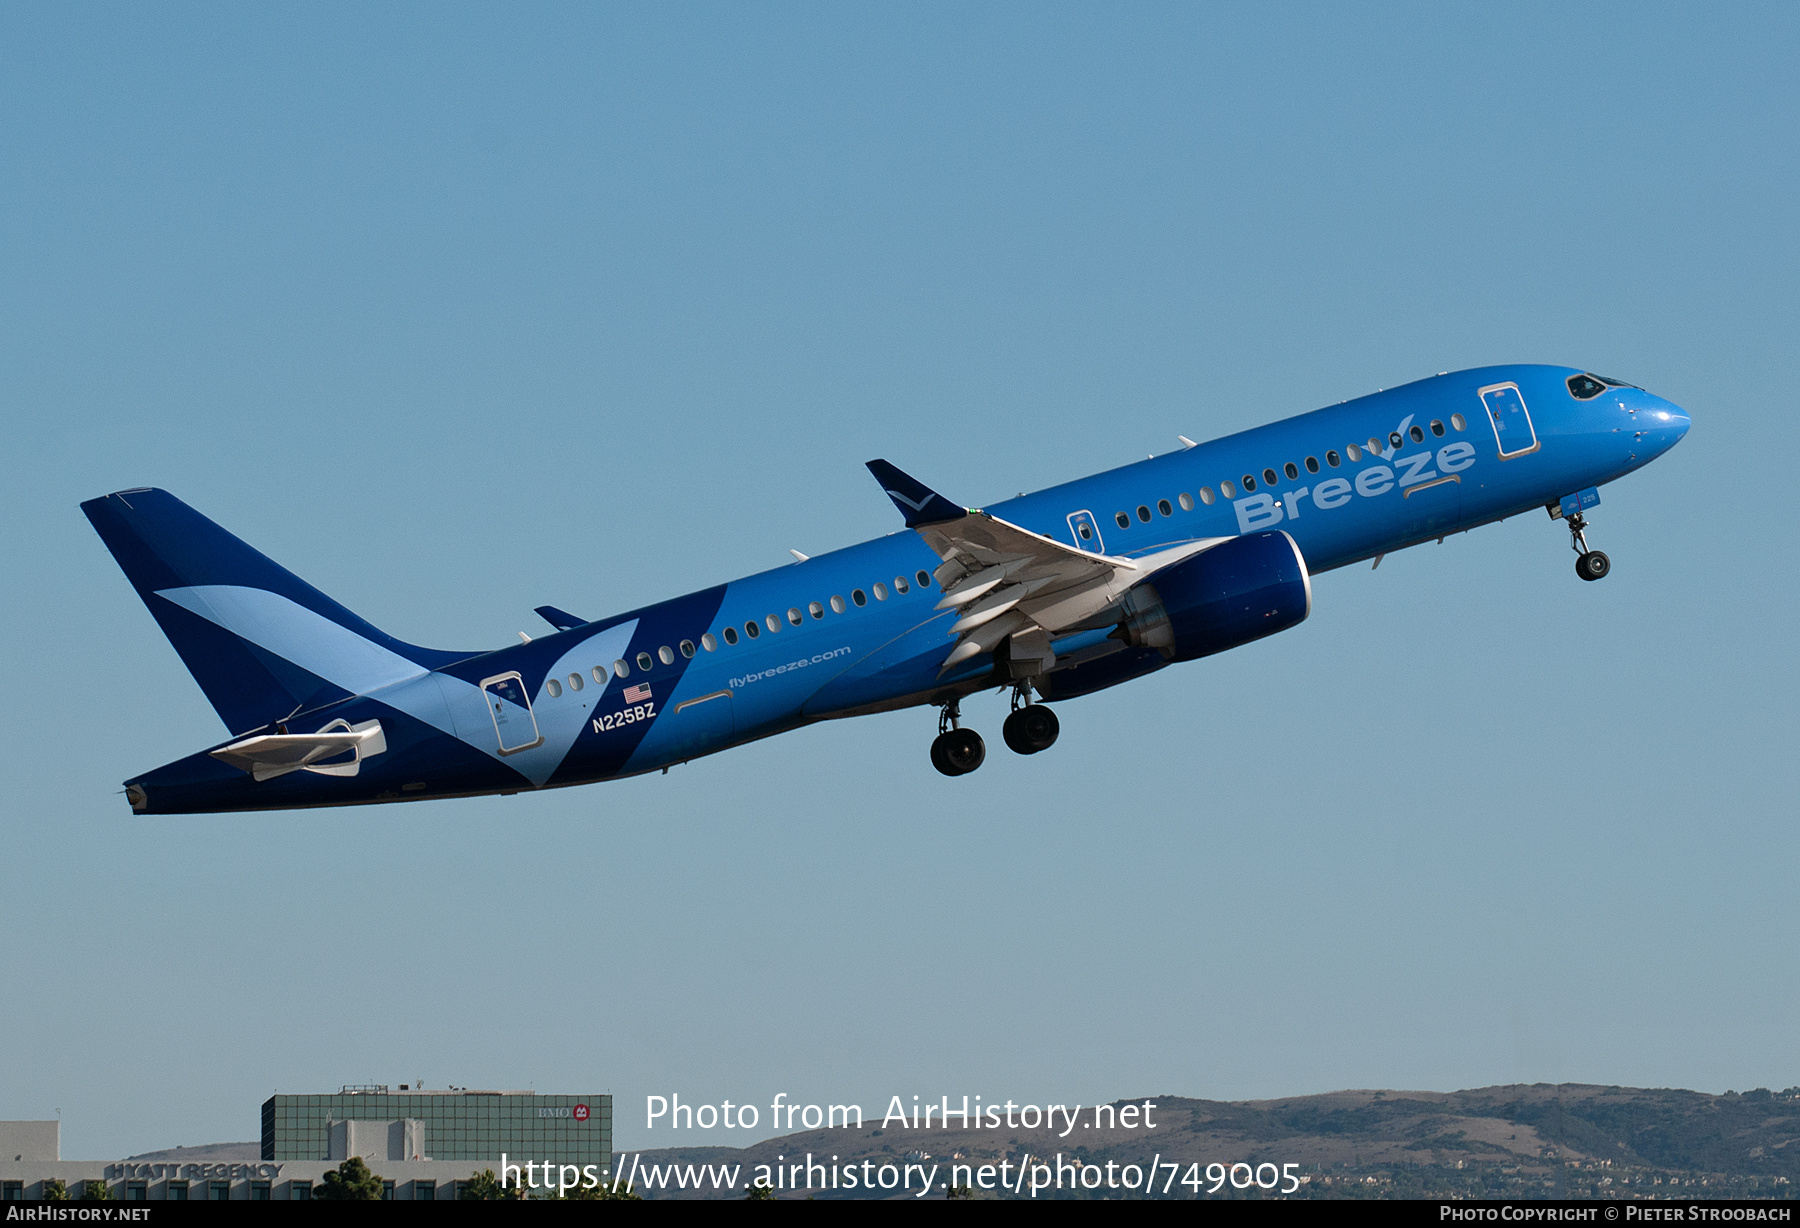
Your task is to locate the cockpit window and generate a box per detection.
[1594,373,1639,388]
[1567,374,1606,400]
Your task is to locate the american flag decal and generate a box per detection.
[623,683,652,704]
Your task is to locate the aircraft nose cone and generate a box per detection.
[1627,391,1690,457]
[1647,395,1690,448]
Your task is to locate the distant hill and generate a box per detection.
[610,1084,1800,1199]
[142,1084,1800,1198]
[125,1142,260,1163]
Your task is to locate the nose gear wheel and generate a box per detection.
[1563,511,1611,582]
[1576,550,1610,581]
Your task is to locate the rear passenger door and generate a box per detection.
[480,672,544,754]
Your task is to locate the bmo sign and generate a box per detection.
[538,1104,592,1121]
[574,1105,590,1122]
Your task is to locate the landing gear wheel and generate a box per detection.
[1562,511,1611,581]
[1576,550,1611,581]
[931,728,986,777]
[1002,704,1060,755]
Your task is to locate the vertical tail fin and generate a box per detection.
[82,489,469,734]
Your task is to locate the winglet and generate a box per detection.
[534,605,588,632]
[865,459,968,528]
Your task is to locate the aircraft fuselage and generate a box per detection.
[91,364,1689,813]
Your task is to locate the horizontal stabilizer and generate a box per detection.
[209,718,387,782]
[864,459,968,528]
[534,604,588,631]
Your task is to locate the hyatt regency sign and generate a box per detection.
[106,1163,284,1180]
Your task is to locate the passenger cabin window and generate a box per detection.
[1242,474,1256,491]
[916,570,932,588]
[764,614,780,633]
[1451,413,1467,431]
[1199,486,1216,504]
[1157,499,1172,517]
[722,627,738,645]
[637,651,654,670]
[1115,511,1129,528]
[1263,468,1278,486]
[701,633,718,651]
[1567,374,1607,399]
[1409,425,1424,442]
[568,672,583,691]
[1136,505,1151,522]
[680,640,695,658]
[787,607,803,625]
[1304,456,1319,474]
[873,583,889,600]
[809,601,824,618]
[894,575,909,594]
[545,678,562,698]
[744,621,760,639]
[659,645,675,664]
[852,589,867,606]
[613,659,630,678]
[1346,443,1362,461]
[1388,431,1404,449]
[1178,492,1195,511]
[1221,480,1236,498]
[1326,450,1340,467]
[1430,419,1445,436]
[831,595,847,613]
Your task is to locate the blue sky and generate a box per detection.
[2,3,1795,1157]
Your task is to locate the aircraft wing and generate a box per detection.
[209,718,387,782]
[866,460,1231,674]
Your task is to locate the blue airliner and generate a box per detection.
[86,365,1688,813]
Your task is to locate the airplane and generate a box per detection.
[84,364,1689,814]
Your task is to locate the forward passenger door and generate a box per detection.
[1479,382,1540,459]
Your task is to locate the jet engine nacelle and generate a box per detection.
[1115,530,1312,662]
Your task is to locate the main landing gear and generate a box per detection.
[1565,511,1611,582]
[930,700,986,777]
[930,687,1061,776]
[1002,685,1059,756]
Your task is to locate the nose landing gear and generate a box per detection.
[930,699,986,777]
[1564,511,1610,581]
[1002,685,1059,755]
